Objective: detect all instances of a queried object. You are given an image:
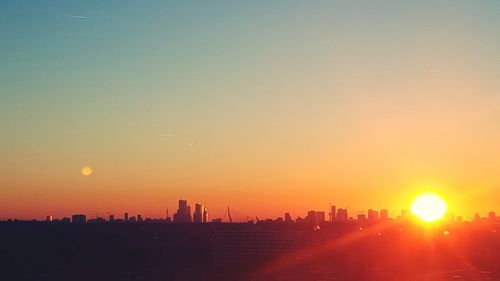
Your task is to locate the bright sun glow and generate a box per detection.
[410,193,448,222]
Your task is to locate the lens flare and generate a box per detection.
[410,193,447,222]
[81,166,93,176]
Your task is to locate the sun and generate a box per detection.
[410,193,448,222]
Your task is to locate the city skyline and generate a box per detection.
[2,2,500,281]
[1,185,495,221]
[1,197,496,223]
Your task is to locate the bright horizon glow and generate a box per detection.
[410,193,448,223]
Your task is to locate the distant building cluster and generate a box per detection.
[287,206,388,224]
[173,200,209,223]
[33,199,211,224]
[2,200,499,225]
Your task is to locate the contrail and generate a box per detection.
[71,15,88,19]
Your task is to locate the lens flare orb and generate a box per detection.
[81,166,93,176]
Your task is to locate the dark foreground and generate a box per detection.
[1,220,499,281]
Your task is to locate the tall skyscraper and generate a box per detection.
[380,209,389,220]
[330,205,336,222]
[124,212,129,221]
[203,207,209,223]
[174,199,192,223]
[368,209,379,222]
[179,199,187,211]
[193,203,204,223]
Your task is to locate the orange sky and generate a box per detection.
[1,1,500,220]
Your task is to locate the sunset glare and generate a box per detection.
[410,193,448,222]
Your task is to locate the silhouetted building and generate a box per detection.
[203,207,209,223]
[62,217,70,223]
[380,209,389,220]
[316,211,326,222]
[337,208,348,222]
[72,214,87,224]
[46,215,53,222]
[109,214,114,222]
[284,212,293,223]
[474,212,481,222]
[129,216,136,222]
[489,211,496,223]
[357,214,367,222]
[330,205,336,222]
[92,217,106,223]
[193,203,204,223]
[137,214,143,222]
[305,210,326,223]
[166,209,172,223]
[368,209,378,222]
[124,212,129,222]
[174,199,192,223]
[401,209,411,220]
[306,211,316,223]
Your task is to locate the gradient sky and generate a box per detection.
[1,1,499,220]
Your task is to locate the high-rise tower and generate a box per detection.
[193,203,204,223]
[173,199,192,223]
